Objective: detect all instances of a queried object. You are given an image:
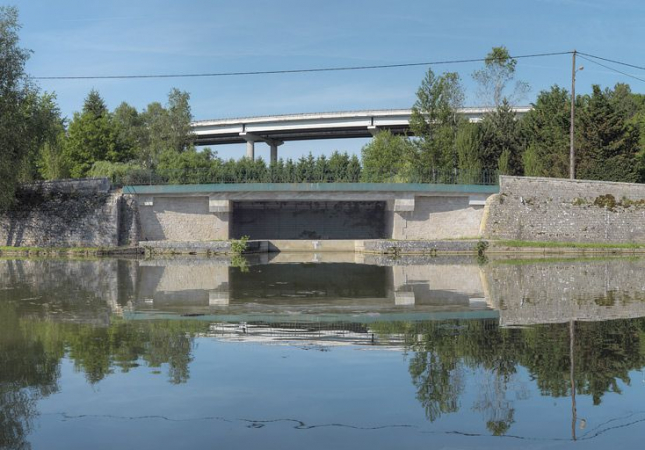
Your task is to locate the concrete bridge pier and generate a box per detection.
[246,140,255,160]
[267,139,283,164]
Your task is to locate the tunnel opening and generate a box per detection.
[231,201,387,240]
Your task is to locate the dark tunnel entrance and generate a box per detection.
[231,201,387,239]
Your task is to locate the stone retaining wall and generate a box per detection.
[0,180,121,247]
[485,176,645,243]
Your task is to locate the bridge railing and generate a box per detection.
[113,167,499,186]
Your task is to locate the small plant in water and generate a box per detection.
[476,239,489,257]
[231,235,249,255]
[231,254,249,272]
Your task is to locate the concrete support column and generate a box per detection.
[246,140,255,160]
[267,139,283,164]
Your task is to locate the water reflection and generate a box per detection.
[1,255,645,448]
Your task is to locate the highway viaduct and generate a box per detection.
[191,107,531,162]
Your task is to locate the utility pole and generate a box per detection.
[570,50,579,180]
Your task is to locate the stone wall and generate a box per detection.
[0,179,121,247]
[485,176,645,243]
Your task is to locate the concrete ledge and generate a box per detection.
[267,240,357,252]
[362,240,481,255]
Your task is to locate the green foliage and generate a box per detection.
[0,6,59,208]
[521,86,571,178]
[410,69,465,174]
[480,101,523,175]
[361,130,414,181]
[577,85,640,182]
[231,235,249,254]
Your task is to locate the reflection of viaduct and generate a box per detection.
[192,108,531,161]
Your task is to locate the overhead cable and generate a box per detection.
[33,51,573,80]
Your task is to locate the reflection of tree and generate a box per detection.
[409,349,464,422]
[472,371,516,436]
[373,317,645,436]
[60,319,208,385]
[1,304,61,450]
[0,299,210,449]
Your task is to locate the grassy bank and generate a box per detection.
[493,240,645,249]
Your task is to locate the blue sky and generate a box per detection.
[11,0,645,159]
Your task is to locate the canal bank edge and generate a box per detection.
[2,176,645,255]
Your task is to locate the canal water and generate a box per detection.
[1,254,645,449]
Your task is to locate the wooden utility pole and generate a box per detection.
[570,50,577,180]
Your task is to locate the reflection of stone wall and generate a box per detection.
[0,259,137,324]
[485,259,645,326]
[485,176,645,243]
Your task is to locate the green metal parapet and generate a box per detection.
[122,182,500,195]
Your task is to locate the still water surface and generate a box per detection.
[2,254,645,449]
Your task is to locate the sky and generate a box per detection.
[10,0,645,159]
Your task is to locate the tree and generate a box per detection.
[577,85,640,182]
[455,123,483,183]
[472,46,529,107]
[112,101,144,161]
[410,69,466,176]
[479,101,524,175]
[520,86,571,178]
[361,130,414,182]
[0,6,36,208]
[65,90,120,177]
[138,89,195,168]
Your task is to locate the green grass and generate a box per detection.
[493,240,645,249]
[491,255,642,266]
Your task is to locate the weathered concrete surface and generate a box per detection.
[485,176,645,243]
[126,183,496,243]
[267,240,357,252]
[138,196,230,241]
[141,240,267,254]
[391,196,485,240]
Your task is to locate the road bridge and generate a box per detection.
[191,107,531,161]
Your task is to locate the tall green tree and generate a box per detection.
[577,85,640,182]
[65,89,123,177]
[410,69,465,176]
[0,6,40,207]
[361,130,414,182]
[520,86,571,178]
[479,100,524,175]
[455,123,483,183]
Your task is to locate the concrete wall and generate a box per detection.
[138,196,230,242]
[392,195,485,240]
[0,181,120,247]
[485,176,645,243]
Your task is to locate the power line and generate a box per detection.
[577,54,645,84]
[33,51,572,80]
[578,52,645,72]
